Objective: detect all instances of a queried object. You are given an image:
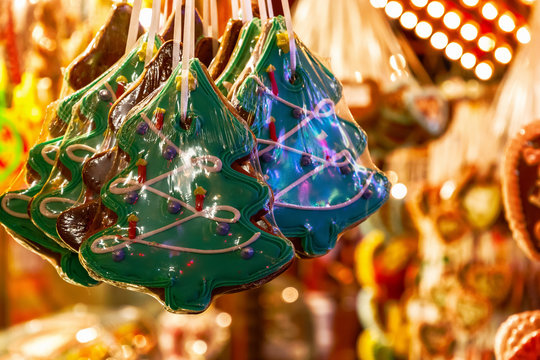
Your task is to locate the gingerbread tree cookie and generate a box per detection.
[29,35,161,243]
[232,16,389,257]
[80,59,294,313]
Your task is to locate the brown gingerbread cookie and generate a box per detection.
[56,41,179,251]
[160,6,203,43]
[66,3,144,90]
[207,19,244,80]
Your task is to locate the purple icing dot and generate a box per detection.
[361,189,373,199]
[339,165,352,175]
[300,154,312,167]
[136,122,148,135]
[216,222,230,236]
[260,152,273,163]
[125,191,139,204]
[256,86,266,96]
[112,249,126,262]
[292,108,304,119]
[168,200,182,214]
[163,146,178,160]
[241,247,255,259]
[98,89,112,102]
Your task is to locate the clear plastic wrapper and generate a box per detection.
[0,3,142,286]
[229,16,390,257]
[28,33,162,245]
[77,54,295,313]
[292,0,449,160]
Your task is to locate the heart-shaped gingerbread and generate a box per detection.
[419,323,455,356]
[503,121,540,261]
[460,263,512,306]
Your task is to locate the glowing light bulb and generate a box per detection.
[445,42,463,60]
[517,26,531,44]
[475,61,493,80]
[216,312,232,327]
[400,11,418,29]
[385,1,403,18]
[440,180,456,200]
[371,0,388,8]
[427,1,445,18]
[282,287,299,303]
[462,0,479,6]
[478,35,496,52]
[391,183,408,199]
[415,21,433,39]
[460,52,476,69]
[498,13,516,32]
[412,0,428,6]
[481,2,498,20]
[192,340,208,355]
[495,46,512,64]
[430,32,449,49]
[443,11,461,29]
[460,23,479,41]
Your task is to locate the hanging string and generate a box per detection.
[180,0,195,121]
[281,0,297,74]
[242,0,253,23]
[258,0,268,23]
[125,0,143,54]
[145,0,162,64]
[172,0,183,69]
[266,0,274,18]
[231,0,239,20]
[163,0,169,28]
[203,0,210,37]
[210,0,218,39]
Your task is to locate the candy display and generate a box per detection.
[231,16,389,257]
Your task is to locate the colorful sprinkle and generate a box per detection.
[125,191,139,204]
[300,154,312,167]
[216,222,230,236]
[167,200,182,214]
[163,146,178,160]
[98,89,112,102]
[260,152,273,163]
[276,32,290,53]
[241,247,255,259]
[339,165,352,175]
[136,122,149,135]
[112,249,126,262]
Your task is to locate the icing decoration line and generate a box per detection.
[91,231,260,254]
[41,144,60,165]
[104,83,118,102]
[39,197,78,218]
[1,193,32,219]
[65,144,97,163]
[266,65,279,96]
[251,75,376,210]
[141,114,179,151]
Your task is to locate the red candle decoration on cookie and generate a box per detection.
[268,116,278,142]
[266,65,279,96]
[136,158,147,183]
[128,214,139,239]
[116,75,128,98]
[154,108,165,130]
[194,186,207,212]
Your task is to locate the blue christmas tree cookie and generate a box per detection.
[29,35,161,243]
[80,59,294,313]
[232,16,390,257]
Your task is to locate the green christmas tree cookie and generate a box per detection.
[80,59,294,313]
[215,18,261,96]
[29,35,161,243]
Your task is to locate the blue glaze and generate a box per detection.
[216,222,230,236]
[136,122,149,135]
[168,200,182,214]
[241,247,255,259]
[125,191,139,204]
[234,17,390,257]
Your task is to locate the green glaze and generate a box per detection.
[29,35,161,243]
[80,59,294,313]
[215,18,261,96]
[233,17,389,257]
[0,61,115,286]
